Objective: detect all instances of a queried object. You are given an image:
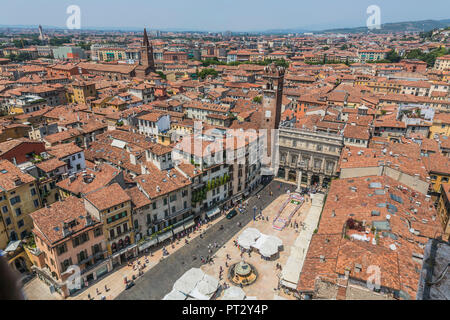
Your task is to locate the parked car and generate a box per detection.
[125,280,135,290]
[226,209,238,219]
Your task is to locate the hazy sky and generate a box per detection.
[0,0,449,31]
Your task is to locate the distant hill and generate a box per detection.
[319,19,450,34]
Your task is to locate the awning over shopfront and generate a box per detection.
[206,207,220,219]
[112,244,137,259]
[183,219,195,229]
[173,225,185,235]
[138,238,158,251]
[157,231,173,242]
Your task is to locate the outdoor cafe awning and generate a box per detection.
[173,225,185,235]
[158,231,173,242]
[138,238,158,251]
[183,219,195,229]
[206,207,220,218]
[112,243,137,259]
[231,192,243,201]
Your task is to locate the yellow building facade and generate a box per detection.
[0,160,41,246]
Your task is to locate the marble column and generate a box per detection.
[307,173,312,186]
[284,168,289,181]
[296,170,303,192]
[319,175,324,187]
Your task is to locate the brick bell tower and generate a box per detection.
[261,64,285,131]
[259,64,285,175]
[135,28,155,78]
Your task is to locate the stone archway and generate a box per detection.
[311,175,320,186]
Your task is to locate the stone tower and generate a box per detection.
[259,64,285,171]
[260,64,285,131]
[135,28,155,78]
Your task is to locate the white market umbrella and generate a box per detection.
[222,286,246,300]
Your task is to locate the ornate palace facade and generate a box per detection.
[277,126,344,190]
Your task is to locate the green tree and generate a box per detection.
[77,42,91,50]
[386,49,401,63]
[274,59,289,68]
[7,52,31,62]
[252,96,262,104]
[197,68,218,79]
[156,71,166,80]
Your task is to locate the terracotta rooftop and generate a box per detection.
[135,164,191,199]
[0,159,35,191]
[30,196,100,246]
[84,183,130,211]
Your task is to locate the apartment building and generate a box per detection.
[358,49,390,62]
[137,112,171,137]
[434,55,450,71]
[70,81,97,104]
[437,183,450,241]
[135,165,192,244]
[184,101,230,121]
[0,159,41,246]
[83,183,136,268]
[29,196,110,297]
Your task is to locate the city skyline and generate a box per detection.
[0,0,449,32]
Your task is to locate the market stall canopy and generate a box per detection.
[169,268,219,300]
[163,289,187,300]
[221,286,246,300]
[245,228,261,239]
[237,228,261,249]
[173,268,204,295]
[260,240,280,257]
